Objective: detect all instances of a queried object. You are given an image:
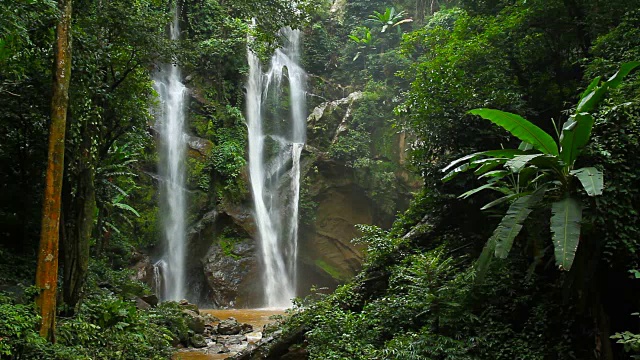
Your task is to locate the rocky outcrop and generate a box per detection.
[138,84,413,307]
[171,304,276,359]
[202,238,258,307]
[183,309,206,333]
[307,91,363,150]
[218,317,242,335]
[186,134,213,159]
[130,252,154,287]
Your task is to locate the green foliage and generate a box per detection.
[211,124,248,203]
[282,248,477,360]
[352,225,400,266]
[585,10,640,268]
[611,328,640,358]
[367,7,413,34]
[298,172,319,225]
[56,292,173,360]
[0,291,42,358]
[218,233,243,260]
[84,259,150,299]
[0,284,176,360]
[445,63,638,275]
[611,271,640,357]
[468,109,559,156]
[285,2,640,360]
[0,0,56,67]
[328,129,371,164]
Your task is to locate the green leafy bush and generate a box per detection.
[57,291,174,360]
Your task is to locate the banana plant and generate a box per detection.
[442,62,639,277]
[348,27,372,62]
[368,7,413,34]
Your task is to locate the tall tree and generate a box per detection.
[35,0,73,341]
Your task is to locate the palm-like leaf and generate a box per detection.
[505,154,545,173]
[560,112,595,168]
[469,108,559,156]
[493,186,547,258]
[551,197,582,270]
[442,149,525,181]
[571,167,603,196]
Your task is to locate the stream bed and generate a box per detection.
[172,309,285,360]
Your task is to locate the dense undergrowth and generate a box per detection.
[0,249,203,359]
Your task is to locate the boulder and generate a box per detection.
[216,334,246,346]
[240,323,253,334]
[185,134,213,159]
[203,239,258,307]
[130,252,153,285]
[134,297,152,310]
[217,317,242,335]
[208,343,230,354]
[141,294,158,307]
[190,334,207,348]
[179,299,200,314]
[182,309,206,334]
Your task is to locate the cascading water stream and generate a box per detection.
[246,28,307,308]
[153,9,187,301]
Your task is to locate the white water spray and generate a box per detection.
[246,28,307,308]
[154,9,187,301]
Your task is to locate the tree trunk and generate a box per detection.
[35,0,72,342]
[415,0,426,25]
[62,166,94,314]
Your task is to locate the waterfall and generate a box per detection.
[153,8,187,301]
[153,260,167,298]
[246,28,307,308]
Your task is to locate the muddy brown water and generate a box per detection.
[172,309,285,360]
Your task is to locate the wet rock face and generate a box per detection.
[137,87,411,306]
[185,134,213,160]
[202,239,258,307]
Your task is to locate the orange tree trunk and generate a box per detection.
[35,0,72,342]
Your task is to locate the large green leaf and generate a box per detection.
[442,149,524,173]
[442,149,528,182]
[473,158,509,175]
[559,113,595,167]
[579,76,601,100]
[479,170,509,180]
[442,152,483,173]
[527,154,563,171]
[474,237,496,284]
[113,202,141,217]
[442,163,470,182]
[518,141,534,151]
[576,62,640,113]
[551,197,582,271]
[493,186,547,258]
[505,154,544,173]
[576,85,608,114]
[481,192,527,210]
[571,167,604,196]
[458,183,496,199]
[469,109,559,156]
[605,61,640,88]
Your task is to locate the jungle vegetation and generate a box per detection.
[1,0,639,359]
